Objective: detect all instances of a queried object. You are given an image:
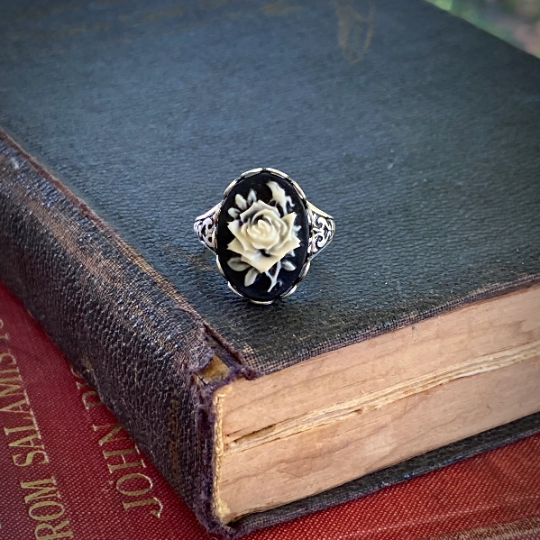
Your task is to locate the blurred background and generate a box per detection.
[430,0,540,56]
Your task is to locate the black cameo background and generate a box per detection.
[216,171,309,302]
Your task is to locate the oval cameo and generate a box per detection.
[216,170,309,302]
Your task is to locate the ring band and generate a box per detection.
[194,168,335,304]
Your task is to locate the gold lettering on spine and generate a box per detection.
[73,361,164,518]
[116,472,152,496]
[122,497,163,517]
[91,422,163,517]
[0,357,24,399]
[0,397,30,413]
[9,432,44,449]
[28,501,65,522]
[75,381,102,409]
[34,521,73,540]
[0,351,17,367]
[0,383,25,401]
[0,318,72,538]
[104,447,145,473]
[93,424,146,472]
[4,421,38,434]
[20,478,73,539]
[72,367,104,409]
[92,423,130,446]
[81,390,102,408]
[20,477,59,503]
[0,366,19,375]
[0,318,8,341]
[12,450,49,467]
[0,352,50,466]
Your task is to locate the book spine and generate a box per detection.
[0,280,210,539]
[3,274,540,540]
[0,134,236,536]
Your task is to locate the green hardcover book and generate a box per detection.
[1,0,540,537]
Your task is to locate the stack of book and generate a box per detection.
[1,0,539,537]
[1,280,540,539]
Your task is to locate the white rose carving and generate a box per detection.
[226,181,301,290]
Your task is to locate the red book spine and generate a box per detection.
[0,281,209,540]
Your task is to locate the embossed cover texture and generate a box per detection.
[1,0,540,537]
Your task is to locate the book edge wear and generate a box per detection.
[2,130,540,538]
[0,131,241,537]
[2,275,540,540]
[0,279,214,539]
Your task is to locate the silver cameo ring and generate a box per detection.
[194,168,335,304]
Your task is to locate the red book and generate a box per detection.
[1,0,540,534]
[0,279,210,540]
[1,278,540,540]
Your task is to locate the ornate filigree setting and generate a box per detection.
[193,204,219,251]
[308,205,336,259]
[194,168,334,303]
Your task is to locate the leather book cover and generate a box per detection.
[2,278,540,540]
[1,0,540,537]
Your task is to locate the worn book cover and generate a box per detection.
[0,279,209,539]
[2,279,540,540]
[1,0,540,537]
